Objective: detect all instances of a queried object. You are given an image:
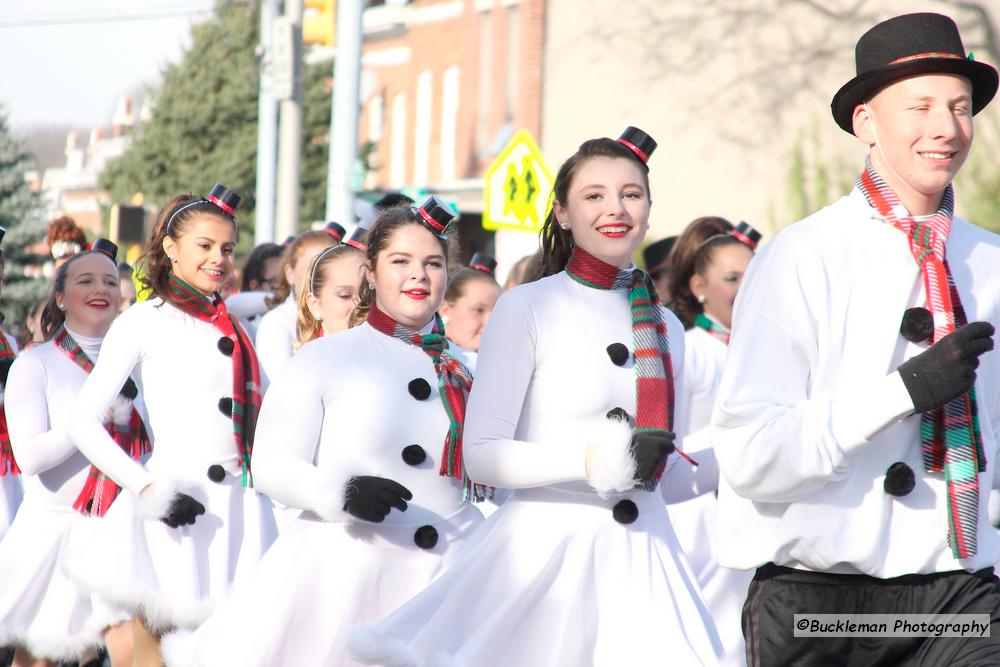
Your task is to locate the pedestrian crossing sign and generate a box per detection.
[483,129,553,232]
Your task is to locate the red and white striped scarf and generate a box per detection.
[0,330,17,476]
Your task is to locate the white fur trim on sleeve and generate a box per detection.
[136,479,179,521]
[585,418,637,498]
[110,395,133,427]
[314,459,372,523]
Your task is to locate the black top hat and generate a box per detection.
[0,225,6,248]
[617,126,657,164]
[415,196,456,236]
[642,236,677,275]
[91,238,119,262]
[468,252,497,275]
[205,184,242,217]
[324,221,346,243]
[729,221,762,250]
[281,235,295,248]
[345,224,371,252]
[831,13,998,134]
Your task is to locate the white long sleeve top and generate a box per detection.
[251,321,471,526]
[713,188,1000,576]
[463,271,716,502]
[253,297,296,383]
[682,327,727,454]
[6,328,141,504]
[225,290,272,341]
[69,298,246,495]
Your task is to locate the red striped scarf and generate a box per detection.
[52,325,151,516]
[857,158,985,558]
[0,330,17,476]
[694,312,730,345]
[367,303,487,501]
[166,274,262,487]
[565,247,693,483]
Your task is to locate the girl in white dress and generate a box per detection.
[440,256,500,373]
[254,228,337,380]
[64,186,277,665]
[665,219,760,666]
[160,198,483,666]
[2,241,139,666]
[0,227,24,540]
[351,128,723,667]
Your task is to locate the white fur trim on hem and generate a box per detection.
[347,627,420,667]
[584,418,637,498]
[161,629,203,667]
[136,479,180,521]
[314,459,372,523]
[0,627,102,662]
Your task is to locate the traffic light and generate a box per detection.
[303,0,336,47]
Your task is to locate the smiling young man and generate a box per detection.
[712,13,1000,666]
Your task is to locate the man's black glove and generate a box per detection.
[343,476,413,523]
[898,321,994,413]
[161,493,206,528]
[630,430,676,486]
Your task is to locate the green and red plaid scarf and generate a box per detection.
[0,330,17,476]
[694,312,730,345]
[857,157,985,558]
[52,325,151,516]
[367,302,488,502]
[565,246,694,483]
[166,274,262,487]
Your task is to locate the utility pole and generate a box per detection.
[275,0,304,241]
[254,0,280,245]
[325,0,363,225]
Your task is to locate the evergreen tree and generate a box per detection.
[100,1,332,254]
[0,105,46,336]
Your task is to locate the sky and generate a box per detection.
[0,1,217,130]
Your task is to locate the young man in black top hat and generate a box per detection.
[713,13,1000,666]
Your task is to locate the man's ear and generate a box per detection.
[853,103,876,146]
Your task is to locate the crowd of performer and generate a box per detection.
[1,12,999,667]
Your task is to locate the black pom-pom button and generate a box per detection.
[414,525,439,550]
[606,343,630,366]
[884,462,915,497]
[402,444,427,466]
[218,397,233,416]
[207,464,226,483]
[606,407,630,423]
[408,378,433,401]
[900,307,934,343]
[217,336,235,356]
[119,377,139,400]
[612,499,639,524]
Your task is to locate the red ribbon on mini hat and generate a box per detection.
[616,139,648,164]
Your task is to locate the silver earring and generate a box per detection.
[367,282,375,290]
[169,256,177,263]
[559,222,570,230]
[58,303,66,311]
[696,294,706,304]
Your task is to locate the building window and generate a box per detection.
[413,70,433,187]
[505,6,519,121]
[390,91,407,188]
[476,10,493,160]
[440,66,460,183]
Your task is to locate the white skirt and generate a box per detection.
[160,503,483,667]
[0,494,128,660]
[0,473,22,539]
[350,485,724,667]
[668,493,753,667]
[64,472,278,633]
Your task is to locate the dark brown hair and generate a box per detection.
[445,267,500,304]
[240,242,283,292]
[40,250,118,339]
[665,216,735,328]
[265,230,336,308]
[140,194,237,307]
[349,207,450,327]
[539,137,651,277]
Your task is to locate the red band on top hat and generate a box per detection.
[324,228,343,242]
[890,52,963,65]
[729,229,757,249]
[205,194,236,216]
[346,239,368,252]
[470,263,491,273]
[616,139,648,164]
[416,206,446,234]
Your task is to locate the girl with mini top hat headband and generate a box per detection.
[161,198,485,666]
[440,263,501,372]
[0,225,23,545]
[0,241,146,666]
[62,186,278,665]
[255,229,337,382]
[351,129,723,666]
[713,13,1000,666]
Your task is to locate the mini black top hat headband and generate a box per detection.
[729,221,762,250]
[323,221,346,243]
[166,184,242,233]
[0,225,6,251]
[616,126,657,165]
[468,252,497,276]
[90,238,119,262]
[310,223,371,294]
[414,195,456,239]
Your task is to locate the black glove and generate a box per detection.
[630,430,676,486]
[898,321,994,413]
[343,476,413,523]
[0,357,12,386]
[161,493,206,528]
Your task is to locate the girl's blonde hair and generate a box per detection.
[294,244,365,350]
[266,230,336,309]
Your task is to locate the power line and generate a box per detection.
[0,2,247,29]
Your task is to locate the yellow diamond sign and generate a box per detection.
[483,129,553,232]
